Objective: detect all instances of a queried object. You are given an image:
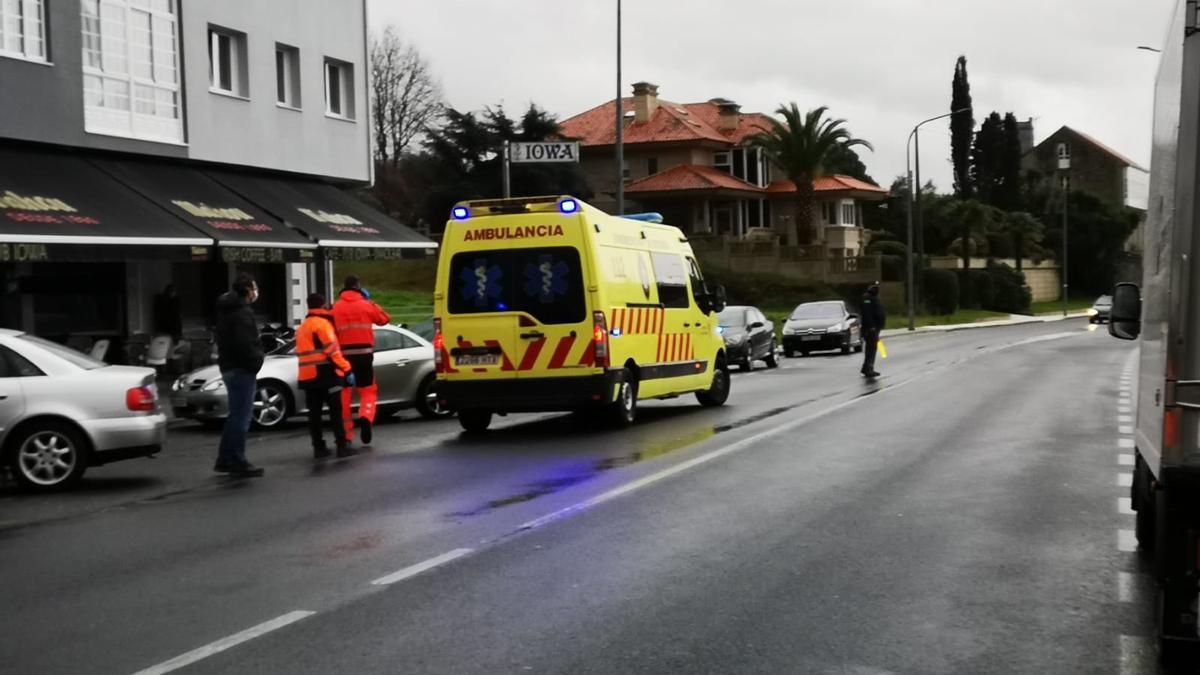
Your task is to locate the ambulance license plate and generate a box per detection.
[457,354,499,366]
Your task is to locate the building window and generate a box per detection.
[208,26,247,97]
[732,148,746,180]
[324,58,355,119]
[275,43,300,108]
[0,0,45,61]
[841,202,857,226]
[714,151,731,175]
[82,0,182,143]
[647,157,658,175]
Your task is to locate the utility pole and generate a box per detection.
[614,0,624,215]
[502,140,511,198]
[1062,173,1069,316]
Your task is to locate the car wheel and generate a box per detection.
[415,374,453,420]
[8,421,90,491]
[458,410,493,434]
[251,381,291,429]
[764,343,779,369]
[783,348,795,358]
[608,369,638,427]
[739,359,752,372]
[800,349,811,357]
[696,358,730,407]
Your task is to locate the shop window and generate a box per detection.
[208,25,247,97]
[324,57,355,120]
[0,0,45,61]
[275,43,300,108]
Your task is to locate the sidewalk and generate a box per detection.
[880,311,1090,338]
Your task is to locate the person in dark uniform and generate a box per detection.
[860,283,886,377]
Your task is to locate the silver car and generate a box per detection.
[0,329,166,491]
[171,325,448,429]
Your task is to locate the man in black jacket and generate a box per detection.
[860,283,886,378]
[214,275,265,477]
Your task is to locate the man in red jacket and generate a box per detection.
[331,275,391,445]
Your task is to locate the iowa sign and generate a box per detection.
[510,142,580,164]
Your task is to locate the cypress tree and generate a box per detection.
[951,56,975,199]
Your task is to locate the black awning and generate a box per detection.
[207,170,436,257]
[0,146,212,248]
[92,158,317,256]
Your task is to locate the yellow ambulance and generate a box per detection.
[433,196,730,433]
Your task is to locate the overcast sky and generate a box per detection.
[371,0,1175,194]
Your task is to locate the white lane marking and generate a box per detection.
[1119,425,1134,434]
[1119,634,1155,675]
[1118,415,1133,423]
[371,548,474,586]
[1119,439,1135,449]
[1119,405,1132,413]
[1119,454,1135,466]
[517,329,1089,534]
[1118,497,1134,515]
[1118,571,1135,602]
[1118,529,1137,552]
[131,610,315,675]
[1118,473,1133,487]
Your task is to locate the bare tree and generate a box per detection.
[370,27,440,166]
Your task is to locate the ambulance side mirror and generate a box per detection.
[710,285,727,314]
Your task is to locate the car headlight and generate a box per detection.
[202,379,226,392]
[827,323,844,333]
[727,333,746,345]
[1087,308,1099,317]
[172,377,186,392]
[784,326,797,335]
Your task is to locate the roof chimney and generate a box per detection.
[632,82,659,123]
[715,98,741,131]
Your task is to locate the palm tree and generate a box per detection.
[748,104,873,246]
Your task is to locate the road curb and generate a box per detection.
[881,312,1089,338]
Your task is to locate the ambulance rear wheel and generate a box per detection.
[458,410,492,434]
[608,369,638,427]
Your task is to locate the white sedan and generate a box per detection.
[0,329,166,491]
[171,325,448,429]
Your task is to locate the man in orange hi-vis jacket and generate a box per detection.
[297,293,355,459]
[331,276,390,446]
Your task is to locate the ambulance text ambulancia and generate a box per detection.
[434,196,730,433]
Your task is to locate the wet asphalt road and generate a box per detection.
[0,319,1160,674]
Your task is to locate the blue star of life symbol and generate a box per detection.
[523,254,569,304]
[459,259,503,308]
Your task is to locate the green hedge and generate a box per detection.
[700,265,838,309]
[922,268,959,315]
[956,263,1031,314]
[868,240,909,257]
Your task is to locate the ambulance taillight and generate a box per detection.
[433,318,446,373]
[592,311,610,368]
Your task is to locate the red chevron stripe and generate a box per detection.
[548,335,576,369]
[616,308,625,333]
[656,334,664,361]
[518,337,546,371]
[578,343,596,367]
[638,308,647,334]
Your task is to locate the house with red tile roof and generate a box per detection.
[1022,125,1149,213]
[558,82,887,258]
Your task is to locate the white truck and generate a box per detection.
[1110,1,1200,663]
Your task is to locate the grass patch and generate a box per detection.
[1027,298,1093,315]
[369,289,432,326]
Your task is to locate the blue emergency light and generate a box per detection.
[558,198,579,214]
[451,206,471,221]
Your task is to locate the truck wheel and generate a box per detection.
[1134,454,1155,550]
[696,359,730,407]
[607,369,638,427]
[458,410,492,434]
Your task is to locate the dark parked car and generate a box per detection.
[717,305,778,371]
[1089,295,1112,324]
[782,301,862,357]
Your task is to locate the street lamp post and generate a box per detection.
[905,108,970,331]
[614,0,624,215]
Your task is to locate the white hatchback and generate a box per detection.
[0,329,166,491]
